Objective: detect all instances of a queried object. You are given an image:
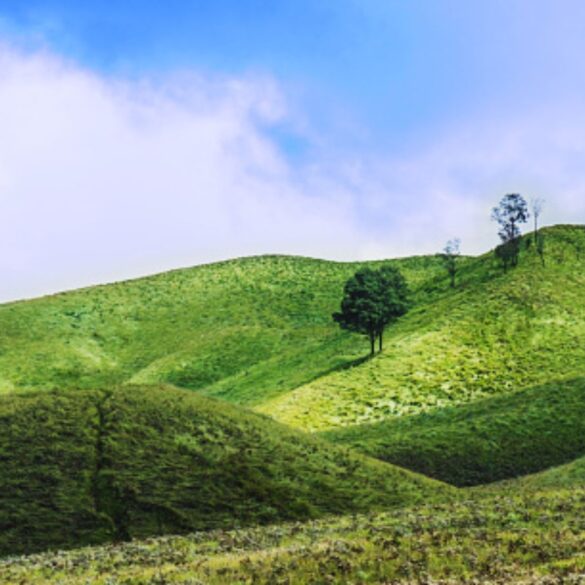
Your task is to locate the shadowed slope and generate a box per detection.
[0,384,451,557]
[321,377,585,486]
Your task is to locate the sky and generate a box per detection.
[2,1,585,301]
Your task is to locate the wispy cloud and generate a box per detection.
[1,44,584,301]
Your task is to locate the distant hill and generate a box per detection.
[0,384,450,556]
[4,226,585,436]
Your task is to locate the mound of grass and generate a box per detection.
[260,225,585,430]
[322,377,585,486]
[0,384,449,557]
[3,488,584,584]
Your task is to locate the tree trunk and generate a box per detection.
[369,333,375,356]
[378,331,383,352]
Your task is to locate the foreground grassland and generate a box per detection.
[322,377,585,486]
[0,385,449,556]
[2,488,584,584]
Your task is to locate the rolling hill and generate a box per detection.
[0,254,445,404]
[3,224,585,566]
[258,225,585,430]
[0,384,450,556]
[2,226,585,438]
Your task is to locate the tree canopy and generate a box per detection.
[333,266,409,355]
[491,193,529,270]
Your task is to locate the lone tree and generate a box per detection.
[440,238,461,288]
[333,266,409,356]
[491,193,529,270]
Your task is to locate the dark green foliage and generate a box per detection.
[332,266,409,355]
[492,193,529,269]
[0,385,449,557]
[322,378,585,486]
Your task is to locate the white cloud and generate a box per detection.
[0,46,365,301]
[1,45,585,302]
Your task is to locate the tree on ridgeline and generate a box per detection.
[333,266,409,356]
[531,197,546,266]
[491,193,529,271]
[440,238,461,288]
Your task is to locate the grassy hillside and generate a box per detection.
[260,226,585,430]
[3,227,585,436]
[3,488,584,584]
[0,384,450,556]
[0,254,445,405]
[322,377,585,486]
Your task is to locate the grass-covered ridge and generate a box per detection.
[3,488,584,584]
[321,377,585,486]
[0,254,444,404]
[0,384,450,556]
[3,226,585,434]
[260,225,585,430]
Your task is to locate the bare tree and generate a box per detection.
[440,239,461,288]
[531,198,545,244]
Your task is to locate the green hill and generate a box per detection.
[3,226,585,436]
[0,384,450,556]
[259,226,585,430]
[321,377,585,486]
[0,254,445,406]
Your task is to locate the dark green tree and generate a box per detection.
[333,266,409,356]
[440,238,461,288]
[491,193,529,270]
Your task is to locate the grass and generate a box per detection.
[0,384,450,557]
[0,254,445,408]
[321,377,585,486]
[2,487,584,584]
[3,224,585,578]
[492,455,585,492]
[3,227,585,435]
[259,225,585,430]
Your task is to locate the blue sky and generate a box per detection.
[1,1,585,300]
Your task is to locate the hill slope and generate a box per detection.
[0,255,445,405]
[321,377,585,486]
[3,227,585,436]
[0,384,450,556]
[259,226,585,430]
